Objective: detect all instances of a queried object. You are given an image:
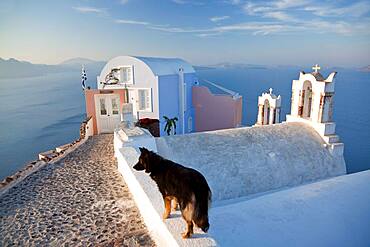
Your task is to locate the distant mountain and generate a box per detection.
[0,57,105,79]
[0,57,64,79]
[60,57,104,66]
[60,57,106,72]
[359,65,370,72]
[193,65,214,71]
[274,64,303,69]
[204,63,357,72]
[207,62,268,70]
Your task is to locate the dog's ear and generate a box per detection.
[139,147,144,153]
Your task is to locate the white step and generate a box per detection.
[38,150,58,161]
[328,143,344,156]
[56,143,72,153]
[323,134,340,144]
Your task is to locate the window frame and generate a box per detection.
[111,97,120,116]
[99,98,107,116]
[118,66,134,85]
[137,88,152,112]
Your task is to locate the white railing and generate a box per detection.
[200,78,240,99]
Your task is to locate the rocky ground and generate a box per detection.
[0,134,155,247]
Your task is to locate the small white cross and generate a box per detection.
[269,88,273,94]
[312,64,321,73]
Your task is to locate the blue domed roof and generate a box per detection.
[133,56,195,76]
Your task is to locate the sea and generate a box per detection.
[0,66,369,180]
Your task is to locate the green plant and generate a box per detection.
[163,116,178,136]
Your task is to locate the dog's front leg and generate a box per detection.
[182,220,194,239]
[163,196,171,219]
[171,197,179,212]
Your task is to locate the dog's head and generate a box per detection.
[133,147,154,173]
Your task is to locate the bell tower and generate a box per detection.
[286,65,344,156]
[256,88,281,125]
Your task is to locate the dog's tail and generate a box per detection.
[193,183,212,233]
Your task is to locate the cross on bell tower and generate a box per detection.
[312,64,321,73]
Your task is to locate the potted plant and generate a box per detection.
[163,116,178,136]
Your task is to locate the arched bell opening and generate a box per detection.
[263,99,270,125]
[299,80,313,119]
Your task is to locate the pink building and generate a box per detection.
[192,85,242,132]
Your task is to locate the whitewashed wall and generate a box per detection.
[97,56,159,120]
[155,122,346,201]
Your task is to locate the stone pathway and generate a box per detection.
[0,134,155,247]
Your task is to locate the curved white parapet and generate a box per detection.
[114,128,217,247]
[114,127,157,156]
[116,147,179,247]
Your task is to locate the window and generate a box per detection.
[188,116,193,132]
[111,98,119,115]
[138,89,152,112]
[119,66,133,84]
[99,98,107,115]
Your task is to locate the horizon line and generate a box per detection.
[0,56,367,69]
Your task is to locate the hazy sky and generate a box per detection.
[0,0,369,67]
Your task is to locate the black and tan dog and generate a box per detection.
[133,147,212,238]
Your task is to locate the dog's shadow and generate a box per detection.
[165,212,208,240]
[188,233,206,239]
[167,211,181,219]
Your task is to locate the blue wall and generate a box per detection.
[158,73,196,136]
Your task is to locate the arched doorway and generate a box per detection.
[300,80,313,118]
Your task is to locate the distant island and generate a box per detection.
[1,59,271,79]
[193,65,214,71]
[60,57,105,67]
[0,57,105,79]
[207,62,268,70]
[359,65,370,72]
[1,57,369,80]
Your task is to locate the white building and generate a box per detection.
[86,56,197,136]
[85,55,243,136]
